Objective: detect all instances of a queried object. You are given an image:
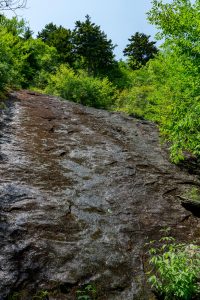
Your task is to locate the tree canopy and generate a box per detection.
[37,23,74,65]
[117,0,200,162]
[72,15,116,75]
[147,0,200,161]
[123,32,158,70]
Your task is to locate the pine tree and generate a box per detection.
[123,32,158,70]
[72,15,116,75]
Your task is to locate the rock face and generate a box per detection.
[0,90,200,299]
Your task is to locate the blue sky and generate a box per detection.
[6,0,159,59]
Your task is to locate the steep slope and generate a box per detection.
[0,90,200,299]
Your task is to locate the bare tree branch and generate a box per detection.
[0,0,27,11]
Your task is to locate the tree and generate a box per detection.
[72,15,116,76]
[37,22,74,66]
[23,26,33,40]
[0,26,21,90]
[147,0,200,64]
[0,0,27,11]
[20,38,58,87]
[0,14,29,91]
[45,65,117,109]
[0,14,26,36]
[0,15,58,90]
[123,32,158,70]
[37,22,57,43]
[146,0,200,162]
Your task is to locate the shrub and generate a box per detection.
[115,66,156,119]
[146,52,200,163]
[45,65,117,109]
[146,0,200,162]
[0,28,23,91]
[76,284,97,300]
[0,15,59,92]
[115,51,200,163]
[147,234,200,300]
[115,85,154,119]
[19,38,58,88]
[106,61,137,90]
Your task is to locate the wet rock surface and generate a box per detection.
[0,90,200,299]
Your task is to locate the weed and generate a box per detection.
[32,290,49,300]
[76,284,97,300]
[146,230,200,299]
[0,102,7,110]
[8,293,20,300]
[184,187,200,202]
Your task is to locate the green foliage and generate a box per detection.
[0,27,22,90]
[72,15,116,76]
[8,290,49,300]
[1,2,199,165]
[37,23,74,66]
[117,0,200,163]
[0,15,59,91]
[183,186,200,203]
[147,234,200,300]
[115,66,155,118]
[45,65,117,109]
[32,290,49,300]
[19,38,58,88]
[0,14,26,36]
[76,284,97,300]
[146,0,200,162]
[0,101,7,109]
[147,0,200,59]
[116,51,200,162]
[23,26,33,40]
[123,32,158,70]
[37,22,57,42]
[0,16,35,92]
[8,292,20,300]
[106,60,136,90]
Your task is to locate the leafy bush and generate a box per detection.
[115,66,155,119]
[0,28,23,91]
[116,0,200,163]
[146,0,200,162]
[20,38,58,88]
[0,16,29,91]
[0,15,26,37]
[32,290,49,300]
[146,52,200,162]
[183,187,200,203]
[45,65,117,109]
[115,50,200,162]
[76,284,97,300]
[0,15,59,92]
[8,290,49,300]
[106,61,137,90]
[147,235,200,300]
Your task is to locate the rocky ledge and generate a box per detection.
[0,90,200,299]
